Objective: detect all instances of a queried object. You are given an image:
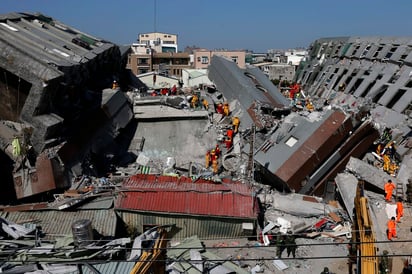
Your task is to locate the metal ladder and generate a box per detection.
[395,181,404,201]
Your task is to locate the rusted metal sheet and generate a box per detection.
[0,202,48,212]
[14,153,56,199]
[275,111,352,192]
[117,175,258,219]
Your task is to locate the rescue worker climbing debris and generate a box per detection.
[205,150,211,168]
[215,144,221,158]
[191,93,199,108]
[384,179,396,202]
[232,116,240,134]
[216,103,223,114]
[212,158,218,174]
[202,99,209,110]
[225,137,233,149]
[223,102,230,116]
[387,216,397,240]
[382,152,391,173]
[396,197,404,223]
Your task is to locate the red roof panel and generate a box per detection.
[115,175,258,218]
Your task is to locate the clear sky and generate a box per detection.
[1,0,412,52]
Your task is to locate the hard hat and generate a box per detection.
[211,149,215,153]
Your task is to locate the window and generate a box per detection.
[285,136,298,147]
[138,58,149,65]
[201,56,209,64]
[387,89,406,108]
[231,56,238,63]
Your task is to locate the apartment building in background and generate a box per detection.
[127,32,190,78]
[192,49,246,69]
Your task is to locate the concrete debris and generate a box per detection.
[0,217,36,239]
[2,14,412,273]
[346,156,395,190]
[260,192,343,217]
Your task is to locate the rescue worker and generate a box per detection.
[384,179,396,202]
[276,233,286,258]
[285,230,297,258]
[389,161,399,176]
[376,143,384,155]
[396,197,404,223]
[170,84,177,95]
[202,99,209,110]
[321,267,331,274]
[210,149,217,162]
[191,94,199,108]
[382,140,397,158]
[225,137,233,149]
[112,80,119,89]
[305,99,314,112]
[212,158,219,174]
[289,82,300,99]
[226,128,234,140]
[382,128,393,144]
[223,102,230,116]
[216,103,224,114]
[387,216,397,240]
[205,150,211,168]
[382,152,391,173]
[232,116,240,134]
[379,250,389,274]
[215,144,221,158]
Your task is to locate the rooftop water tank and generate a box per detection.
[71,219,93,247]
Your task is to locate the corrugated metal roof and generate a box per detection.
[116,175,258,218]
[67,262,136,274]
[2,209,117,239]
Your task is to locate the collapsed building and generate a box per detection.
[1,11,412,273]
[295,36,412,186]
[0,12,145,202]
[208,55,379,195]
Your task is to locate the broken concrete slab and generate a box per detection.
[259,192,341,217]
[345,156,397,190]
[335,173,358,222]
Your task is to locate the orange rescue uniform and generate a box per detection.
[396,201,404,222]
[387,218,397,240]
[205,151,211,168]
[384,181,395,202]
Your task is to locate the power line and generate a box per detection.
[1,238,411,252]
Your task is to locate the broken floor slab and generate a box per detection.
[258,192,343,217]
[345,156,397,190]
[335,173,358,222]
